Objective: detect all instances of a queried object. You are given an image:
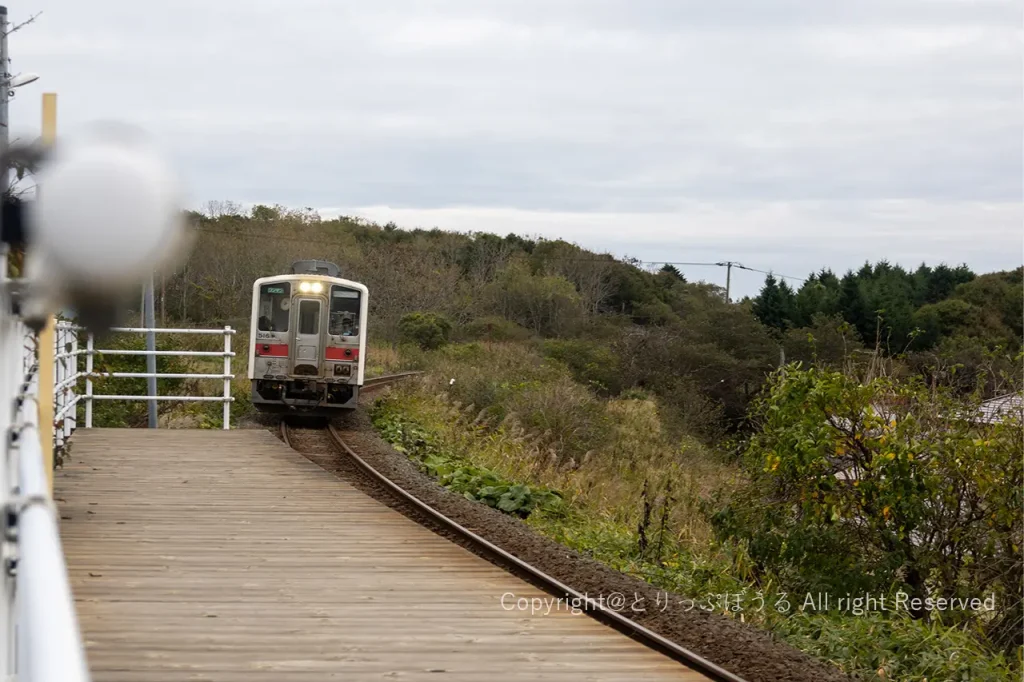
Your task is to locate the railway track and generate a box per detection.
[280,414,748,682]
[359,370,423,391]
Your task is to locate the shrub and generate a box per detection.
[483,263,583,336]
[461,316,532,342]
[503,374,610,459]
[541,338,623,394]
[399,312,452,350]
[712,364,1023,654]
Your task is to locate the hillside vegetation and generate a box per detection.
[164,204,1020,428]
[132,203,1020,680]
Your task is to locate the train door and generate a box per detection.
[293,298,323,374]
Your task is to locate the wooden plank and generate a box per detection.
[57,429,707,681]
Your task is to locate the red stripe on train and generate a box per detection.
[255,343,289,358]
[325,347,360,361]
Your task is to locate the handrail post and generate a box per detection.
[85,333,93,428]
[54,325,63,451]
[222,326,231,429]
[68,328,77,438]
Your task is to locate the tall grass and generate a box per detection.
[379,342,738,560]
[371,341,1018,682]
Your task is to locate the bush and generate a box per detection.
[712,364,1023,655]
[399,312,452,350]
[541,338,623,394]
[483,263,583,336]
[461,316,532,342]
[503,374,610,460]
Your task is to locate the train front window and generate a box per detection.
[329,286,361,337]
[258,283,290,332]
[298,300,320,335]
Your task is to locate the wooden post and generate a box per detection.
[38,92,57,491]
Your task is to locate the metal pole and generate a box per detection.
[222,327,231,429]
[144,274,157,427]
[0,6,9,199]
[85,333,93,428]
[68,328,77,437]
[54,326,62,450]
[0,12,11,663]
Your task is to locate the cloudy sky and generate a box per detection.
[9,0,1022,297]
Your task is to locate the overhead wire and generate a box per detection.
[192,227,807,284]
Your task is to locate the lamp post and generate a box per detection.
[1,6,10,198]
[0,5,39,198]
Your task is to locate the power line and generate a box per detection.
[191,227,807,295]
[728,263,807,283]
[647,261,722,267]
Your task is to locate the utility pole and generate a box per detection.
[725,261,732,303]
[0,6,9,198]
[716,261,736,303]
[144,275,157,427]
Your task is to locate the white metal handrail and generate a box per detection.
[2,296,90,681]
[82,326,236,430]
[54,322,80,452]
[13,393,90,681]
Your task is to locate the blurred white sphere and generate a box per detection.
[26,122,183,289]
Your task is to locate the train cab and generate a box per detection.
[247,261,368,416]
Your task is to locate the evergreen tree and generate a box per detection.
[660,264,686,282]
[838,272,873,343]
[753,274,794,331]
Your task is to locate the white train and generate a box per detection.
[247,261,368,416]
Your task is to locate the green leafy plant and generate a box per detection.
[372,397,562,518]
[399,312,452,350]
[713,363,1023,654]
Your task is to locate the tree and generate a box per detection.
[911,298,984,349]
[484,263,582,336]
[752,274,794,331]
[399,312,452,350]
[837,271,872,343]
[530,240,614,316]
[791,272,840,328]
[659,264,686,281]
[782,313,861,369]
[863,266,917,352]
[914,263,975,305]
[250,204,282,222]
[954,268,1024,348]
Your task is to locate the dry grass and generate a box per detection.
[365,343,404,376]
[382,342,742,551]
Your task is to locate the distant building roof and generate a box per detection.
[976,393,1023,424]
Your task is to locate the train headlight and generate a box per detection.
[299,281,311,293]
[311,282,323,293]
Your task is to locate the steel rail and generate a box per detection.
[360,371,422,389]
[279,419,748,682]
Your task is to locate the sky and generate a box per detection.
[8,0,1023,298]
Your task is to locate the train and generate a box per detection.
[247,260,368,416]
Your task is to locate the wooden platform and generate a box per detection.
[56,429,704,681]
